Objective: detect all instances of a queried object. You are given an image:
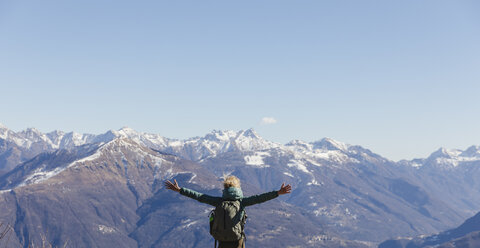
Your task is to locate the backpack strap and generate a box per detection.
[242,233,246,248]
[240,205,247,248]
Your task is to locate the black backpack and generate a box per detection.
[209,200,247,246]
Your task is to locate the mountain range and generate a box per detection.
[1,123,480,247]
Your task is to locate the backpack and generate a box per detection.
[209,200,247,244]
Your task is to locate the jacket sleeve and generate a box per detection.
[179,187,222,206]
[242,190,279,207]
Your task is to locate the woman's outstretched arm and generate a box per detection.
[164,179,222,206]
[242,183,292,207]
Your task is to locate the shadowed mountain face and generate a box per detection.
[379,212,480,248]
[1,125,480,247]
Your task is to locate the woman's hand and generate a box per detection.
[278,183,292,195]
[165,179,181,192]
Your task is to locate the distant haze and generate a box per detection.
[1,1,479,161]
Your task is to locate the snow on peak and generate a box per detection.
[286,140,312,149]
[110,127,139,142]
[17,137,163,188]
[429,148,462,159]
[313,138,350,152]
[164,129,282,161]
[15,127,56,148]
[98,128,137,143]
[105,127,169,148]
[0,125,35,147]
[25,127,40,133]
[19,127,43,139]
[231,129,279,151]
[47,130,65,136]
[60,132,90,147]
[424,147,480,168]
[203,129,260,142]
[284,138,356,165]
[99,136,141,151]
[240,128,259,139]
[117,126,138,136]
[0,123,11,139]
[19,127,38,135]
[204,130,238,142]
[202,129,275,149]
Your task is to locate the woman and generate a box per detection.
[165,175,292,248]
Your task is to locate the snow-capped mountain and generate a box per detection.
[0,125,103,172]
[2,124,480,247]
[160,128,281,162]
[0,124,281,172]
[398,146,480,170]
[2,126,90,150]
[1,123,380,173]
[0,136,369,248]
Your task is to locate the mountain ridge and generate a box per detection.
[5,124,480,167]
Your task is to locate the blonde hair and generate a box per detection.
[223,175,241,188]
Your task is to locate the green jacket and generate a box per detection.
[179,186,279,208]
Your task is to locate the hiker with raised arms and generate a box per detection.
[165,175,292,248]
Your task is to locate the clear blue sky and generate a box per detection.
[1,0,479,161]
